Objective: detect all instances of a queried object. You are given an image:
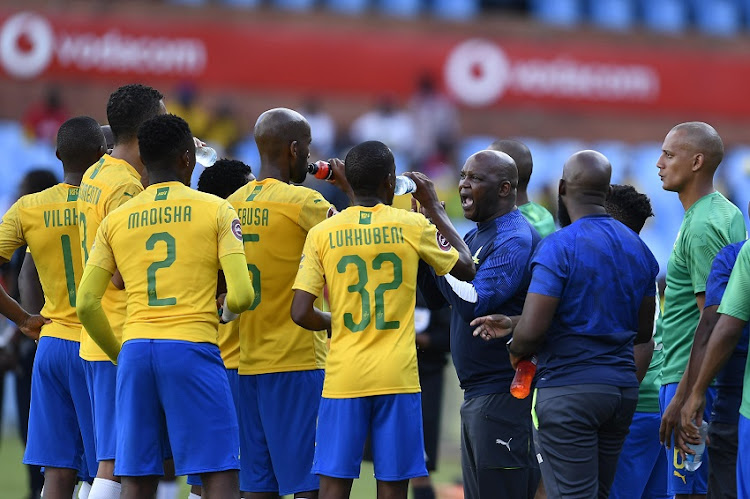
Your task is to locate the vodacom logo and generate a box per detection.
[0,12,53,79]
[445,38,660,107]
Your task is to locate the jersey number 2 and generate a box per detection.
[146,232,176,306]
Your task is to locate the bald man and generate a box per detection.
[489,139,555,238]
[654,122,746,499]
[418,150,541,499]
[226,108,351,499]
[472,150,659,498]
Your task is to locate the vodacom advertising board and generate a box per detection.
[0,9,745,117]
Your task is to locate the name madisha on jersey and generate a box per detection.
[127,205,193,229]
[44,208,78,228]
[328,226,405,249]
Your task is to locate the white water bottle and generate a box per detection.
[394,175,417,196]
[196,146,218,167]
[685,420,708,471]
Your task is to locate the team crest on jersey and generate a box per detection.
[436,231,452,251]
[231,219,243,240]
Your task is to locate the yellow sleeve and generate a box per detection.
[297,191,333,232]
[86,218,117,275]
[0,201,25,261]
[217,202,246,258]
[221,253,254,314]
[77,264,119,363]
[417,218,459,276]
[103,181,142,216]
[292,231,325,298]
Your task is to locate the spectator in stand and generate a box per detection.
[169,83,209,140]
[350,96,414,168]
[301,98,337,159]
[22,87,69,144]
[490,139,556,238]
[409,73,459,169]
[203,100,242,157]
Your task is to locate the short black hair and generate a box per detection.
[106,84,164,144]
[57,116,105,167]
[137,114,193,173]
[198,159,252,199]
[344,141,394,195]
[605,184,654,234]
[19,169,58,196]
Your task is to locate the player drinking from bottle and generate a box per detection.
[291,140,475,499]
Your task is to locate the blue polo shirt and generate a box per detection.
[529,214,659,389]
[705,240,749,424]
[419,209,540,399]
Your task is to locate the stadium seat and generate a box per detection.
[220,0,262,8]
[325,0,369,15]
[432,0,480,21]
[457,135,497,164]
[234,137,261,173]
[692,0,741,37]
[590,140,630,184]
[641,0,689,34]
[274,0,316,11]
[721,146,750,229]
[378,0,421,18]
[530,0,583,27]
[545,138,588,179]
[588,0,635,31]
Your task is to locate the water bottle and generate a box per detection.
[195,145,217,167]
[394,175,417,196]
[685,420,709,471]
[308,160,333,180]
[510,356,537,399]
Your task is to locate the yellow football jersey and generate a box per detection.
[293,203,459,398]
[77,155,143,360]
[227,178,333,375]
[0,184,83,341]
[86,182,245,344]
[219,320,239,369]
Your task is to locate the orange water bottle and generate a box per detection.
[308,161,333,180]
[510,355,538,399]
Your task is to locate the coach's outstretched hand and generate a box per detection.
[17,313,50,341]
[471,314,513,341]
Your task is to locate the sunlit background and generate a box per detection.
[0,0,749,496]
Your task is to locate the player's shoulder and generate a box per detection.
[16,183,68,208]
[689,192,742,229]
[229,179,322,205]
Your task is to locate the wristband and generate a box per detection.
[220,306,239,323]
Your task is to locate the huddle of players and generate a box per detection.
[4,79,750,499]
[0,82,477,499]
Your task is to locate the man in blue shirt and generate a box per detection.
[473,150,659,499]
[418,149,541,499]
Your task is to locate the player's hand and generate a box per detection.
[659,396,685,450]
[416,333,431,350]
[404,172,441,210]
[193,137,207,149]
[679,391,706,451]
[471,314,513,341]
[326,158,353,198]
[17,314,50,341]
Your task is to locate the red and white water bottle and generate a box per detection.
[510,355,538,399]
[308,160,333,180]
